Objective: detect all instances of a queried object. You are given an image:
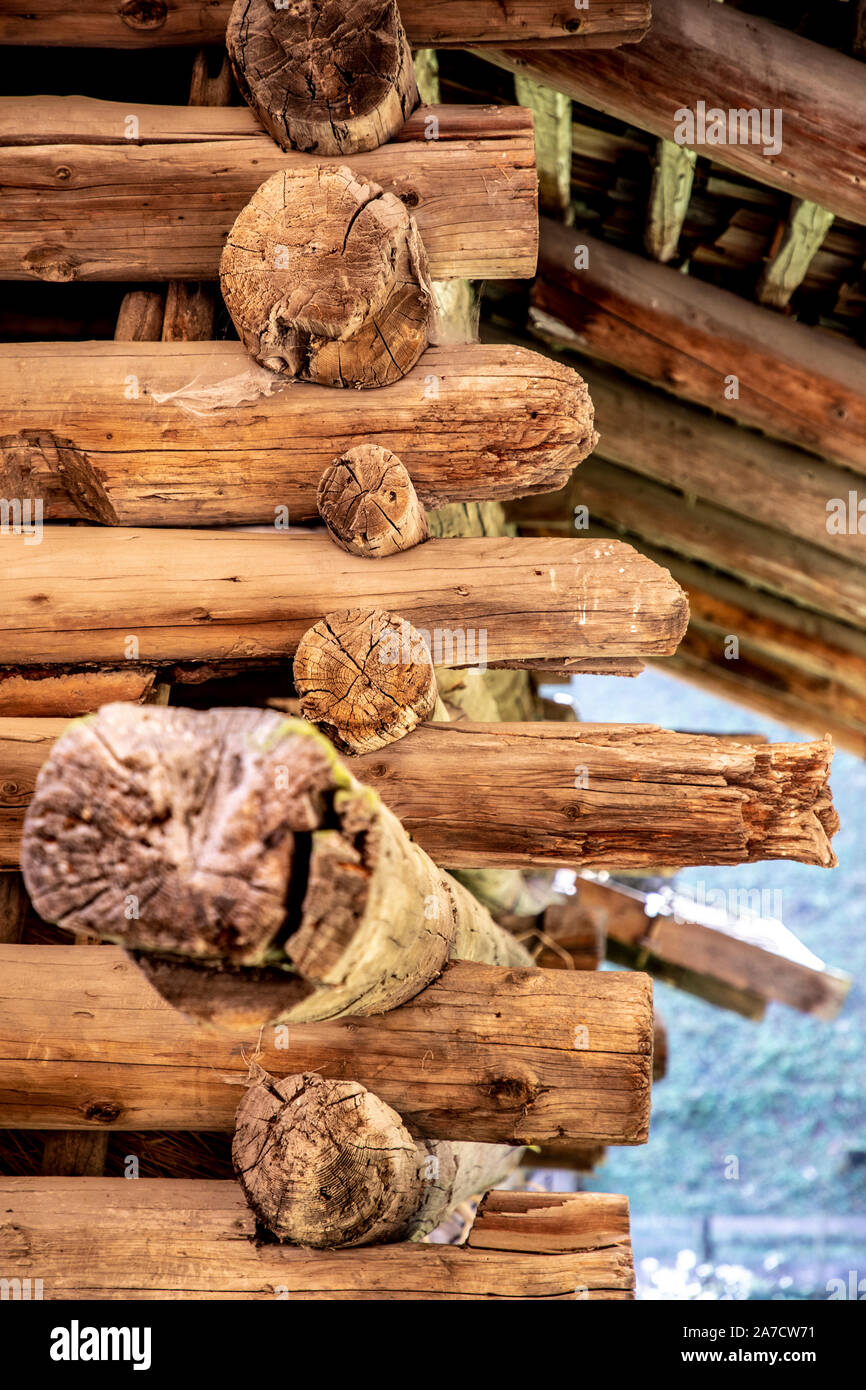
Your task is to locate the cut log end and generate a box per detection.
[226,0,418,157]
[220,165,432,387]
[19,703,524,1027]
[233,1072,424,1247]
[294,609,438,754]
[0,429,117,525]
[318,445,430,557]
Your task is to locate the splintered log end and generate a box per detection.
[20,704,344,967]
[233,1072,424,1247]
[21,703,496,1025]
[0,430,117,525]
[738,734,840,868]
[226,0,418,157]
[220,165,432,387]
[294,609,438,754]
[317,445,429,557]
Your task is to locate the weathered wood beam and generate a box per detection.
[756,200,836,309]
[518,455,866,627]
[532,221,866,475]
[0,948,653,1145]
[663,636,866,761]
[511,350,866,567]
[0,1,651,49]
[0,99,537,284]
[579,877,851,1021]
[0,529,687,668]
[0,718,839,870]
[513,75,573,222]
[0,342,594,524]
[0,1182,635,1300]
[487,0,866,225]
[644,139,696,263]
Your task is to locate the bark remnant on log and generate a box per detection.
[227,0,418,156]
[20,704,528,1024]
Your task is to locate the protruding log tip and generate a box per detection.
[317,444,429,557]
[233,1072,424,1247]
[294,608,438,754]
[226,0,419,156]
[220,165,432,387]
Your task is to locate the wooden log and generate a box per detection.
[511,349,866,567]
[644,140,696,263]
[2,718,839,871]
[294,610,439,753]
[756,200,836,310]
[488,0,866,226]
[21,705,528,1024]
[520,455,866,627]
[0,947,653,1145]
[227,0,417,157]
[0,529,686,668]
[0,342,594,524]
[220,166,431,386]
[0,668,159,718]
[0,99,537,283]
[579,877,852,1022]
[531,221,866,475]
[0,1179,635,1299]
[0,2,651,49]
[0,872,27,943]
[233,1071,520,1247]
[513,75,573,222]
[318,446,429,557]
[663,636,866,762]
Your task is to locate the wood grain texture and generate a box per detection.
[0,342,594,524]
[0,1180,634,1299]
[0,718,838,870]
[490,0,866,225]
[0,949,653,1145]
[0,1,651,48]
[532,222,866,475]
[219,165,431,385]
[0,100,537,282]
[0,529,687,667]
[227,0,417,156]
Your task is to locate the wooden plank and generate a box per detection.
[0,718,839,870]
[0,528,688,668]
[0,342,592,524]
[579,877,851,1022]
[532,221,866,475]
[0,948,653,1145]
[0,100,537,283]
[0,1,651,49]
[513,75,573,222]
[0,1181,635,1299]
[488,0,866,225]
